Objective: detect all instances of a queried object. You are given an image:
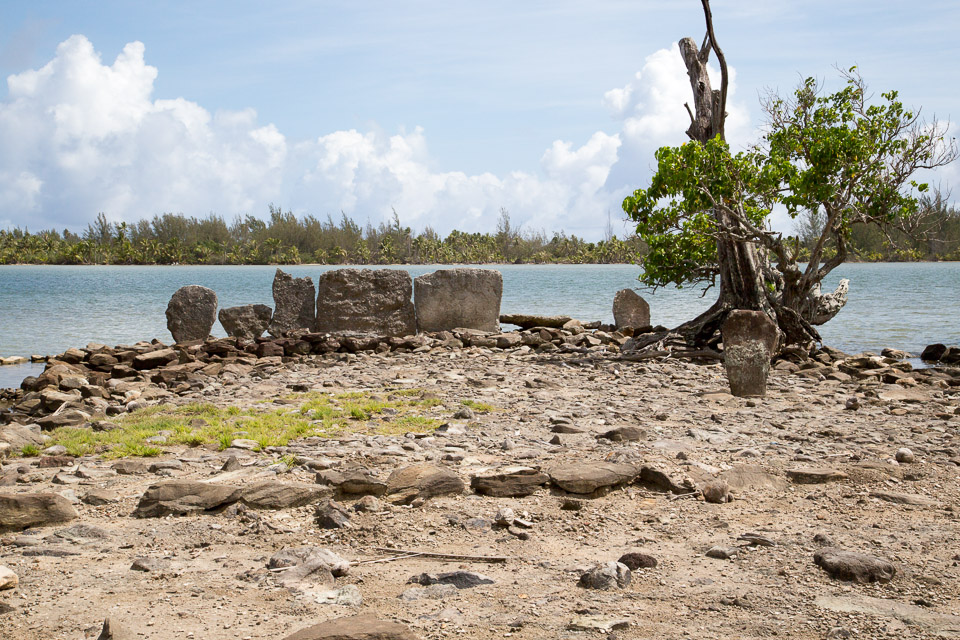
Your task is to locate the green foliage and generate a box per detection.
[624,71,957,289]
[0,207,647,266]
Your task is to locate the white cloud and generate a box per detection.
[0,35,764,237]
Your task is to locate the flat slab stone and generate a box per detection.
[786,468,848,484]
[869,491,941,507]
[548,462,638,495]
[470,467,549,497]
[282,615,418,640]
[0,493,78,532]
[814,548,896,583]
[240,481,331,509]
[385,463,464,505]
[721,465,788,492]
[815,595,960,635]
[499,314,571,329]
[133,481,243,518]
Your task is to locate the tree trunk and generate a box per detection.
[675,35,773,347]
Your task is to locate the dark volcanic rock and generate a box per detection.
[219,304,273,340]
[315,269,416,337]
[814,548,896,583]
[408,570,494,589]
[618,552,658,570]
[499,314,571,329]
[414,268,502,333]
[165,285,218,343]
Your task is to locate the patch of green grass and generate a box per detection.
[20,443,40,457]
[462,399,495,413]
[36,388,450,459]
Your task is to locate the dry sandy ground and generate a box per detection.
[1,346,959,639]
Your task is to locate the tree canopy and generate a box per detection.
[623,67,956,346]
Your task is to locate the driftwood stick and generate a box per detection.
[371,547,509,563]
[354,553,423,565]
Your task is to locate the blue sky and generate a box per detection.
[1,1,958,238]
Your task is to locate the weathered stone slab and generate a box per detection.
[316,269,416,337]
[814,548,896,583]
[0,493,79,532]
[470,467,549,497]
[240,481,331,509]
[722,310,777,398]
[133,481,243,517]
[385,463,464,504]
[612,289,650,330]
[219,304,272,340]
[549,462,638,495]
[165,285,218,343]
[282,615,418,640]
[786,468,848,484]
[0,423,44,450]
[414,268,502,333]
[268,269,316,337]
[499,314,571,329]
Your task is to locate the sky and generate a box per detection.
[1,0,958,240]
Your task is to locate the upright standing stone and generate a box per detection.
[315,269,416,337]
[414,268,502,333]
[268,269,316,337]
[721,310,779,397]
[219,304,272,340]
[165,285,217,343]
[612,289,651,330]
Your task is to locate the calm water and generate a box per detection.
[1,263,958,387]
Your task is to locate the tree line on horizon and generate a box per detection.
[0,199,958,266]
[0,207,646,266]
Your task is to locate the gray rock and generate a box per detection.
[268,269,316,337]
[723,342,771,398]
[385,463,464,505]
[315,269,416,337]
[549,462,638,495]
[578,562,631,590]
[315,499,352,529]
[895,447,915,463]
[597,426,645,442]
[0,423,44,450]
[133,481,243,517]
[814,548,896,583]
[786,468,848,484]
[219,304,273,340]
[130,557,170,573]
[721,310,778,398]
[281,615,418,640]
[240,481,330,510]
[612,289,651,330]
[567,615,631,633]
[267,546,350,579]
[314,584,362,606]
[132,348,177,370]
[414,268,502,333]
[706,546,739,560]
[0,493,79,532]
[470,467,549,498]
[165,285,218,343]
